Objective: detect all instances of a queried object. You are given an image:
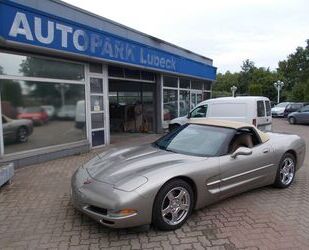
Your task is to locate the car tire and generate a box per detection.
[168,124,180,132]
[288,117,296,124]
[152,179,194,231]
[273,153,296,188]
[16,127,28,143]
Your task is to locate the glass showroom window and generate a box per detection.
[179,78,191,116]
[163,89,178,121]
[162,75,212,127]
[179,90,190,116]
[163,76,178,122]
[0,52,86,155]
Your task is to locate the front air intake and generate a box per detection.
[86,205,107,215]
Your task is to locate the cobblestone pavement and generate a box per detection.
[0,119,309,250]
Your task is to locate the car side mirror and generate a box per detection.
[231,147,252,159]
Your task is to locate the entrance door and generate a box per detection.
[109,80,155,133]
[89,75,105,147]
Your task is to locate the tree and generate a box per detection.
[214,40,308,102]
[213,71,240,97]
[0,79,23,106]
[214,61,279,101]
[278,39,309,101]
[0,66,23,106]
[249,84,262,96]
[19,57,84,107]
[238,59,256,94]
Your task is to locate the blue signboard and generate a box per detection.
[0,0,216,80]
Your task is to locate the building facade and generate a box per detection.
[0,0,216,167]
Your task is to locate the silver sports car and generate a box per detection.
[2,115,33,143]
[71,119,306,230]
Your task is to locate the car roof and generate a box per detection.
[208,96,268,101]
[197,96,270,106]
[188,118,270,143]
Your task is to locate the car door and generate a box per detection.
[189,104,208,118]
[218,130,275,199]
[297,106,309,123]
[256,100,271,131]
[304,107,309,123]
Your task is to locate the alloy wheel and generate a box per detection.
[18,127,28,142]
[280,157,295,186]
[289,117,296,124]
[161,187,190,226]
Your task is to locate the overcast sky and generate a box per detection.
[65,0,308,73]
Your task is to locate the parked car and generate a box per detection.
[169,96,272,132]
[271,102,290,117]
[284,102,309,118]
[71,119,306,230]
[270,101,277,108]
[75,101,85,129]
[57,105,76,120]
[17,106,48,125]
[42,105,56,120]
[288,105,309,124]
[2,115,33,143]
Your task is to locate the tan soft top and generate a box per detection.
[188,118,270,143]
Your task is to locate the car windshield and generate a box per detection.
[24,107,41,113]
[276,102,289,108]
[153,124,234,157]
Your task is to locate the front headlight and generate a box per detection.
[107,208,137,218]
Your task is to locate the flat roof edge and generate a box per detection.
[8,0,213,65]
[50,0,213,63]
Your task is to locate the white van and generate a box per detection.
[169,96,272,131]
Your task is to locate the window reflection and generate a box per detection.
[163,89,178,121]
[179,90,190,116]
[0,52,84,80]
[162,75,212,126]
[1,79,86,154]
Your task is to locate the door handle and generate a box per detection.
[263,148,270,153]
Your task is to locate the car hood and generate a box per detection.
[9,118,32,126]
[271,107,285,112]
[170,115,188,124]
[84,144,203,185]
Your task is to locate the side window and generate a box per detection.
[301,106,309,112]
[190,105,208,118]
[265,101,271,116]
[257,101,265,117]
[229,128,261,153]
[296,104,303,110]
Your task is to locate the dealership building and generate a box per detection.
[0,0,217,167]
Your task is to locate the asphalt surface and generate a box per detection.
[0,118,308,249]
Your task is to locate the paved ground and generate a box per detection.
[0,119,308,250]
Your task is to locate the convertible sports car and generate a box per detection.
[71,119,306,230]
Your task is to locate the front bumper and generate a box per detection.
[71,168,153,228]
[271,112,284,117]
